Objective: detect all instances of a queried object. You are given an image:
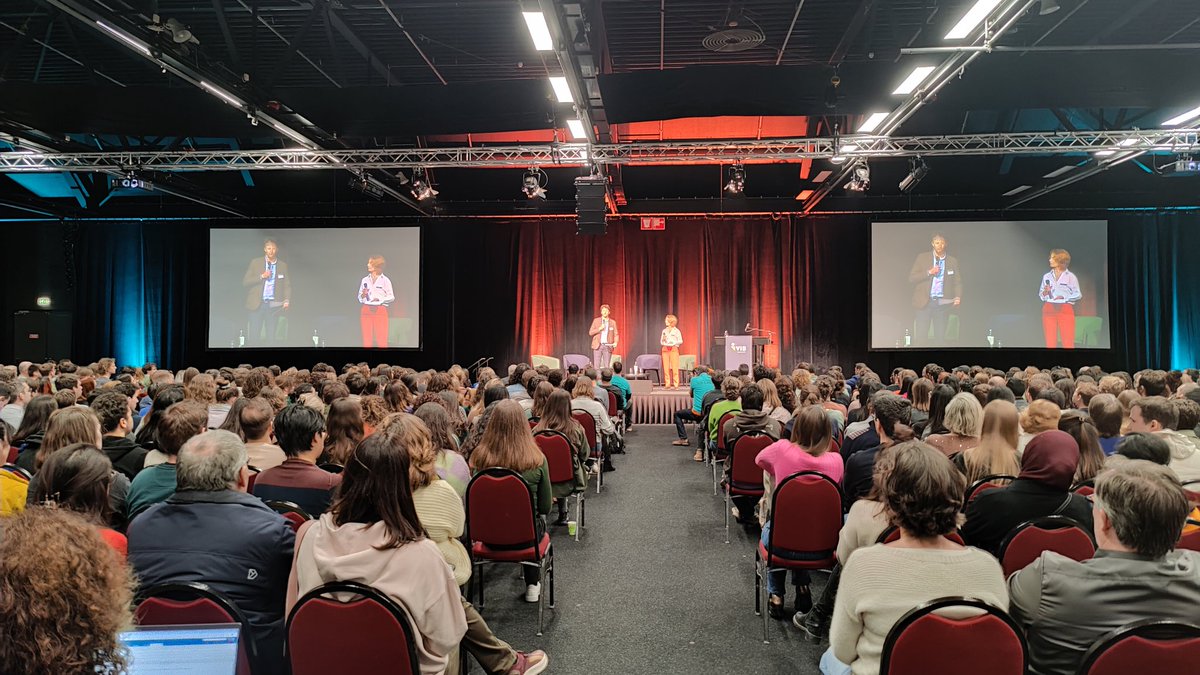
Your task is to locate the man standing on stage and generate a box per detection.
[907,232,961,346]
[588,304,619,368]
[243,238,291,346]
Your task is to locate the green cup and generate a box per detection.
[567,521,578,536]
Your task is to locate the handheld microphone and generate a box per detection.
[744,322,751,332]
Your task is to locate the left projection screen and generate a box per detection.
[208,227,420,349]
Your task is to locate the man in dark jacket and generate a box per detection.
[128,429,295,675]
[91,391,147,480]
[907,232,962,346]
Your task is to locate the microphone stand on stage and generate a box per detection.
[744,324,775,365]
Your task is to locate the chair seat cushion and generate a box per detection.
[472,533,551,562]
[757,542,835,569]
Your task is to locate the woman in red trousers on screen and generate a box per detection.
[1039,248,1082,349]
[358,255,395,348]
[660,314,682,389]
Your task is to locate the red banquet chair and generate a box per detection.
[1072,480,1096,498]
[723,432,773,543]
[755,470,842,643]
[1177,521,1200,553]
[998,515,1096,577]
[1078,619,1200,675]
[570,410,603,493]
[880,596,1027,675]
[876,525,965,546]
[286,580,420,675]
[963,474,1017,511]
[134,581,258,675]
[534,430,585,541]
[466,467,556,636]
[710,410,740,493]
[264,500,312,533]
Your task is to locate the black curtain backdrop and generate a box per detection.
[65,211,1200,373]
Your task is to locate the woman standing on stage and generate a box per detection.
[660,314,683,389]
[1039,248,1081,349]
[358,255,395,348]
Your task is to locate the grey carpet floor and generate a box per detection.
[473,425,828,674]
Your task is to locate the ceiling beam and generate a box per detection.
[828,0,874,67]
[211,0,241,72]
[325,3,392,84]
[376,0,447,85]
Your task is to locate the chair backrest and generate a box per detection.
[264,500,312,533]
[964,474,1017,510]
[317,463,344,474]
[1178,524,1200,553]
[881,596,1027,675]
[5,445,16,464]
[767,471,842,559]
[534,430,576,484]
[606,391,619,417]
[998,515,1096,577]
[134,581,257,675]
[466,467,540,553]
[876,526,964,546]
[728,432,774,491]
[715,411,739,453]
[246,466,259,492]
[571,410,598,451]
[1079,619,1200,675]
[286,580,420,675]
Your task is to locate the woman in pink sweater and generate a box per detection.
[756,405,845,618]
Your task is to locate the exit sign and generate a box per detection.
[640,216,666,230]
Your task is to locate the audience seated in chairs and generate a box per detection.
[319,398,364,467]
[91,390,148,480]
[0,507,133,675]
[706,376,743,455]
[1009,460,1200,675]
[672,366,714,449]
[842,393,913,511]
[413,401,472,498]
[756,404,842,619]
[252,405,341,517]
[469,399,553,603]
[31,442,129,560]
[823,441,1006,675]
[954,399,1021,484]
[961,430,1094,557]
[569,377,616,471]
[1018,399,1062,456]
[1058,409,1107,486]
[533,389,588,525]
[374,413,550,675]
[925,393,983,459]
[1128,396,1200,483]
[240,397,286,471]
[286,432,468,675]
[129,429,295,675]
[125,400,207,521]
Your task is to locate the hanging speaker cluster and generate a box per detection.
[575,175,608,235]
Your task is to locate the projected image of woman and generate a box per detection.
[358,254,395,348]
[1039,248,1082,349]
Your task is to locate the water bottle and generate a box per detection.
[238,329,245,347]
[904,328,911,347]
[312,330,319,347]
[987,328,995,347]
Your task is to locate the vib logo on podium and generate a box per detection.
[731,344,749,353]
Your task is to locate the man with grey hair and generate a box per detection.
[1008,460,1200,675]
[128,429,295,675]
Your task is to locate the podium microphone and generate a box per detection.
[744,322,751,332]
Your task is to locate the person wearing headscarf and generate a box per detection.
[960,430,1094,556]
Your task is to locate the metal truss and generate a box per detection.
[1,129,1196,173]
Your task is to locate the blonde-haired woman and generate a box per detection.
[925,393,983,458]
[758,378,793,426]
[358,254,395,348]
[1039,248,1081,349]
[660,314,683,389]
[954,399,1020,484]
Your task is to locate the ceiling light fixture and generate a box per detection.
[410,167,438,201]
[857,112,890,134]
[725,163,746,195]
[1118,137,1140,147]
[944,0,1003,40]
[1042,165,1074,178]
[1039,0,1061,15]
[96,20,151,56]
[1163,105,1200,127]
[522,167,548,199]
[1002,185,1031,197]
[522,11,554,51]
[893,66,936,95]
[898,156,928,193]
[566,118,587,140]
[1094,150,1116,157]
[199,81,243,108]
[844,162,871,192]
[271,123,315,149]
[549,76,573,103]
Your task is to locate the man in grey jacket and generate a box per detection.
[1008,460,1200,675]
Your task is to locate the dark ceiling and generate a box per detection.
[0,0,1198,219]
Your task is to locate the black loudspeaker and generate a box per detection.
[575,176,608,235]
[13,310,73,362]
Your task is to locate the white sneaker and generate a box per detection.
[525,583,541,603]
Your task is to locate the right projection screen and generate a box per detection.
[871,220,1110,350]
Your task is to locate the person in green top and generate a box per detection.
[707,376,744,452]
[468,399,552,604]
[125,400,207,521]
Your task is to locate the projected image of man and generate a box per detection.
[242,238,291,346]
[358,254,394,348]
[908,233,961,346]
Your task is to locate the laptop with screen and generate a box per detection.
[118,624,241,675]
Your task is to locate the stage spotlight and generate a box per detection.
[899,156,929,193]
[410,168,438,201]
[844,162,871,192]
[725,163,746,195]
[522,167,548,199]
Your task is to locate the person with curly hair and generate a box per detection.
[823,442,1006,675]
[0,506,134,674]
